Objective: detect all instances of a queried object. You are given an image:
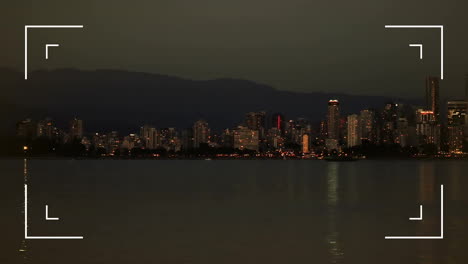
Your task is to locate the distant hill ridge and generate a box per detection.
[0,68,420,135]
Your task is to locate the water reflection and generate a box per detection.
[417,162,436,264]
[418,162,435,203]
[19,158,29,263]
[326,162,344,263]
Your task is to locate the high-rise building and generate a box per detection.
[160,127,180,151]
[347,114,361,147]
[122,134,139,150]
[245,111,266,139]
[140,125,159,149]
[302,134,310,154]
[266,127,283,149]
[359,109,375,143]
[416,109,440,148]
[327,100,340,140]
[447,100,467,153]
[426,77,440,122]
[271,113,285,135]
[233,126,259,151]
[37,118,56,139]
[380,103,398,144]
[107,131,120,154]
[69,118,84,139]
[181,128,194,151]
[396,117,409,147]
[193,120,210,148]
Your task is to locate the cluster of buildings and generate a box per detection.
[336,76,467,154]
[16,76,468,157]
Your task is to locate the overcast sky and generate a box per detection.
[2,0,468,98]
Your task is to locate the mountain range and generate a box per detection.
[0,68,422,136]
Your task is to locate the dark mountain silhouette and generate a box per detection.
[1,68,421,135]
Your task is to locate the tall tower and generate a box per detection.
[359,109,375,143]
[426,76,440,122]
[302,134,310,154]
[271,113,285,135]
[327,100,340,139]
[347,114,361,147]
[447,100,467,153]
[193,120,210,148]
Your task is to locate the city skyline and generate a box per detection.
[11,75,468,158]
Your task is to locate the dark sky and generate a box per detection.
[2,0,468,98]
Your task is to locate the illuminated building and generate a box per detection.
[447,100,467,153]
[181,128,194,151]
[302,134,310,154]
[426,76,440,122]
[160,127,180,151]
[359,109,375,143]
[92,133,108,151]
[267,127,283,149]
[221,129,234,148]
[245,111,266,138]
[193,120,210,148]
[327,100,340,140]
[325,138,339,151]
[122,134,138,150]
[319,120,327,140]
[69,118,84,139]
[416,109,440,148]
[140,125,159,149]
[107,131,120,153]
[36,118,56,139]
[380,103,398,144]
[396,117,409,147]
[233,126,259,151]
[271,113,285,135]
[347,114,360,147]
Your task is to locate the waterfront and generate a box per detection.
[1,160,468,264]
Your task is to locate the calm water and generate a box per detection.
[1,159,468,264]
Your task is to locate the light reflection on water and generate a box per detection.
[326,162,344,263]
[19,159,29,263]
[2,159,468,264]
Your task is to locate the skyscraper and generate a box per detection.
[327,100,340,140]
[181,128,194,151]
[381,103,398,144]
[140,125,159,149]
[245,111,266,138]
[447,100,467,153]
[69,118,83,139]
[271,113,285,135]
[416,109,440,148]
[426,77,440,122]
[359,109,375,143]
[302,134,310,154]
[347,114,361,147]
[193,120,210,148]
